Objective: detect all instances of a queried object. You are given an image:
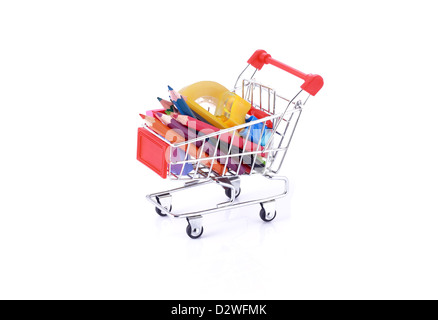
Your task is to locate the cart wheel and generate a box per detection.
[259,208,276,222]
[155,205,172,217]
[225,187,241,199]
[186,224,204,239]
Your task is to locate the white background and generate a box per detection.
[1,0,437,300]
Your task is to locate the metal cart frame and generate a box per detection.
[143,50,323,238]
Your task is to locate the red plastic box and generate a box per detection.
[137,127,169,178]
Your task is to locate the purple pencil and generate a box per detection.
[155,112,198,146]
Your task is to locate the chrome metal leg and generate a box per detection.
[154,193,172,217]
[216,176,241,206]
[146,174,288,237]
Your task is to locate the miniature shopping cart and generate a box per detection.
[137,50,323,238]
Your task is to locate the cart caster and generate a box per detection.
[225,187,241,199]
[155,194,172,217]
[155,205,172,217]
[186,216,203,239]
[260,208,276,222]
[186,224,204,239]
[259,200,276,222]
[218,177,240,201]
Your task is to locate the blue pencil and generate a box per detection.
[168,85,196,118]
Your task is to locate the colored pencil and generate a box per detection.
[155,113,196,145]
[172,113,265,169]
[171,112,213,132]
[157,97,173,109]
[147,112,190,175]
[171,113,266,157]
[168,86,196,118]
[190,110,210,124]
[145,108,166,118]
[156,113,248,174]
[143,116,226,175]
[157,97,177,114]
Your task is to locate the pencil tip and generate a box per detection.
[139,113,146,119]
[157,97,162,101]
[168,85,173,91]
[143,115,155,126]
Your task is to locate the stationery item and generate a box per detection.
[143,116,226,175]
[169,113,262,170]
[157,97,173,109]
[178,81,251,129]
[156,113,248,174]
[143,116,183,144]
[145,108,166,118]
[190,110,210,124]
[171,112,216,132]
[213,138,264,170]
[213,91,252,127]
[155,113,193,143]
[239,115,273,147]
[171,113,266,157]
[170,147,193,176]
[248,107,273,129]
[205,137,254,173]
[168,86,196,118]
[157,97,177,114]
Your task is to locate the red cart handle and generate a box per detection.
[247,49,324,96]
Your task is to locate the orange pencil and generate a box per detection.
[143,116,226,175]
